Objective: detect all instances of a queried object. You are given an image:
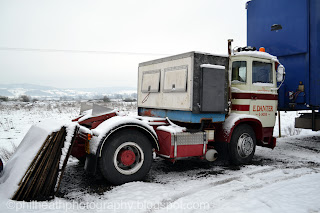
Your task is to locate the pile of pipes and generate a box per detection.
[12,126,78,201]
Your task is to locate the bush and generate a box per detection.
[103,96,110,102]
[0,96,8,102]
[123,98,136,102]
[20,95,31,102]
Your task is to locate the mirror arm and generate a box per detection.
[271,73,286,91]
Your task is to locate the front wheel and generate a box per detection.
[99,129,153,185]
[228,124,256,165]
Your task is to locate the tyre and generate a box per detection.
[78,157,86,165]
[228,124,256,165]
[99,129,153,185]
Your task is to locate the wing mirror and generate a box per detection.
[277,65,285,82]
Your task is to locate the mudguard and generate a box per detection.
[84,116,160,174]
[215,113,263,143]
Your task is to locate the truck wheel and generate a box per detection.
[99,129,153,185]
[228,124,256,165]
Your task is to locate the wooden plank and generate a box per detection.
[55,126,79,194]
[12,125,79,201]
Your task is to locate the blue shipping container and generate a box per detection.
[247,0,320,111]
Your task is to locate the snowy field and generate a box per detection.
[0,101,320,213]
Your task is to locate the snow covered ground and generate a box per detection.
[0,101,319,213]
[0,101,79,161]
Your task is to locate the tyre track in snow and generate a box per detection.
[287,142,320,153]
[147,145,320,212]
[146,176,241,213]
[146,164,320,213]
[57,133,320,212]
[57,142,320,209]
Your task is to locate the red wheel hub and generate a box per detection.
[119,150,136,166]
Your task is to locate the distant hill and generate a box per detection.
[25,90,54,97]
[0,89,14,96]
[0,84,56,90]
[0,84,137,100]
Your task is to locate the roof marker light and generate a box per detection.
[259,47,266,52]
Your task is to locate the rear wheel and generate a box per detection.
[228,124,256,165]
[99,129,153,185]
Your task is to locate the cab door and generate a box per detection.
[230,57,251,115]
[249,58,278,128]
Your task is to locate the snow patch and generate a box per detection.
[194,51,228,57]
[200,64,225,70]
[231,87,277,94]
[234,51,279,62]
[78,109,117,122]
[58,123,78,170]
[252,82,274,87]
[89,136,100,155]
[231,80,245,84]
[157,117,186,134]
[214,173,320,213]
[223,113,261,133]
[273,111,312,137]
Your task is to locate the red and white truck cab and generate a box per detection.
[229,49,281,148]
[71,43,285,185]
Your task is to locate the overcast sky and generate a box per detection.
[0,0,248,88]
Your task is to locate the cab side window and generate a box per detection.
[252,61,273,84]
[232,61,247,84]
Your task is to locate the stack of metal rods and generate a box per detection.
[12,126,78,201]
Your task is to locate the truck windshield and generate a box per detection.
[232,61,247,84]
[252,61,273,84]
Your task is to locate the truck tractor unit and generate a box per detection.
[71,43,286,185]
[69,0,319,185]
